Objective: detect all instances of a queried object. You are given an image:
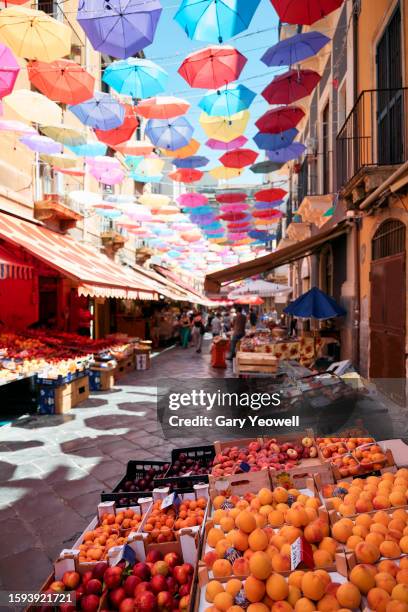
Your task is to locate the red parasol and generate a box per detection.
[227,222,251,230]
[216,192,247,204]
[178,45,247,89]
[168,168,203,183]
[27,59,95,105]
[220,148,258,169]
[235,295,264,305]
[256,106,305,134]
[135,96,190,119]
[53,166,85,177]
[95,104,138,145]
[270,0,344,26]
[254,188,287,202]
[262,69,321,105]
[252,209,283,219]
[218,212,247,222]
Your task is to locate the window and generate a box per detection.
[372,219,405,260]
[322,102,331,193]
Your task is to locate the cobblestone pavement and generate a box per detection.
[0,340,225,593]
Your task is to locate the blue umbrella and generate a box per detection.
[284,287,346,320]
[124,155,144,170]
[199,84,256,116]
[68,142,107,157]
[267,142,306,163]
[95,208,123,219]
[103,58,168,99]
[261,32,330,67]
[175,0,261,43]
[145,116,193,151]
[254,129,298,151]
[130,172,162,183]
[248,230,276,241]
[69,92,125,130]
[188,205,214,215]
[174,155,209,169]
[254,200,284,210]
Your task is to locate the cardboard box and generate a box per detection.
[71,375,89,406]
[209,469,271,500]
[89,367,115,391]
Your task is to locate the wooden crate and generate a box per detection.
[235,351,278,376]
[115,354,136,379]
[71,375,89,407]
[208,468,271,500]
[54,383,74,414]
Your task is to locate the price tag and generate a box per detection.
[160,493,175,509]
[108,544,136,567]
[290,537,314,570]
[239,462,251,473]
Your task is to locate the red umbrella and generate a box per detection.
[256,106,305,134]
[53,166,85,177]
[262,69,321,105]
[235,295,264,305]
[112,141,154,156]
[216,192,247,204]
[28,59,95,105]
[227,222,251,230]
[270,0,344,26]
[254,187,287,202]
[252,209,283,219]
[218,212,247,222]
[95,104,138,145]
[178,45,247,89]
[168,168,203,183]
[220,148,258,169]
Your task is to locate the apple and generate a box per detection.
[157,591,174,612]
[104,566,123,589]
[152,561,169,577]
[135,582,153,597]
[309,447,317,458]
[287,448,298,459]
[302,437,313,448]
[62,571,81,590]
[179,595,190,612]
[166,577,177,595]
[181,563,194,576]
[119,599,136,612]
[82,571,94,586]
[147,550,163,563]
[163,552,180,569]
[49,581,65,593]
[76,585,85,601]
[133,562,151,581]
[178,583,191,597]
[92,561,109,580]
[85,579,102,596]
[81,594,100,612]
[124,574,142,597]
[135,589,157,612]
[150,575,168,595]
[173,566,189,585]
[109,586,126,609]
[59,604,76,612]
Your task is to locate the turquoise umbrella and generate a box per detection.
[68,142,107,157]
[175,0,261,43]
[103,58,168,99]
[199,84,256,116]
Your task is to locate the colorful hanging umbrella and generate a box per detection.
[220,203,248,212]
[174,155,209,169]
[145,116,193,151]
[69,92,125,130]
[177,193,208,207]
[261,31,330,67]
[250,160,283,174]
[113,140,153,156]
[139,193,170,208]
[160,138,200,158]
[252,209,283,219]
[200,110,249,142]
[175,0,261,43]
[68,141,108,157]
[126,206,153,222]
[210,166,243,180]
[4,89,62,124]
[54,167,85,177]
[248,230,276,242]
[0,119,36,134]
[130,156,164,177]
[255,188,287,202]
[131,172,162,183]
[270,0,344,26]
[216,192,247,204]
[95,104,138,145]
[40,152,78,168]
[199,84,256,116]
[168,168,203,183]
[103,58,168,99]
[136,96,190,119]
[253,128,298,152]
[262,69,321,105]
[90,166,125,185]
[40,124,86,146]
[178,45,247,89]
[27,59,94,105]
[218,211,247,222]
[266,142,306,163]
[206,135,248,150]
[220,148,258,168]
[0,6,71,62]
[77,0,163,59]
[228,232,248,241]
[20,134,60,154]
[227,220,251,228]
[0,43,19,99]
[254,200,284,209]
[256,106,305,134]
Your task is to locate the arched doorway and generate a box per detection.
[370,219,406,379]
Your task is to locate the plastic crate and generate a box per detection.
[100,460,169,506]
[163,445,215,485]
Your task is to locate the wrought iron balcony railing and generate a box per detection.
[336,87,408,190]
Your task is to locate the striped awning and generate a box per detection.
[0,245,34,280]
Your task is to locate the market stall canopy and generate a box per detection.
[153,265,213,306]
[284,286,346,319]
[0,212,157,300]
[204,219,348,293]
[228,279,292,298]
[0,244,33,280]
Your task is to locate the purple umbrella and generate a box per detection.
[206,135,248,150]
[261,32,330,67]
[145,116,193,151]
[20,134,61,154]
[174,155,209,168]
[69,92,125,130]
[77,0,163,59]
[266,142,306,163]
[0,43,19,98]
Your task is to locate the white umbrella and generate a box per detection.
[228,279,292,298]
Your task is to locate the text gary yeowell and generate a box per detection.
[168,414,301,428]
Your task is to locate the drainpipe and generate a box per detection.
[352,216,360,369]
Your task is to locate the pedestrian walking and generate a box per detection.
[227,305,247,360]
[249,307,258,328]
[179,310,191,349]
[211,312,222,337]
[192,310,205,353]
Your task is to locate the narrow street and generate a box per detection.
[0,341,223,592]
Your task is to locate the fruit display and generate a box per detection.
[115,462,171,499]
[202,486,340,577]
[322,469,408,517]
[143,497,208,543]
[166,447,215,479]
[316,437,392,478]
[211,438,318,478]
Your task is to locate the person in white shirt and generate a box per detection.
[211,312,222,337]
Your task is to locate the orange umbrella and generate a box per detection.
[27,59,94,105]
[95,104,138,145]
[168,168,203,183]
[161,138,200,158]
[112,141,154,156]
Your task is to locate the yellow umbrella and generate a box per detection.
[199,111,249,142]
[4,90,62,125]
[136,157,165,175]
[0,6,71,62]
[40,153,78,168]
[138,193,170,208]
[151,205,179,215]
[209,166,243,180]
[40,124,87,146]
[161,138,200,158]
[208,237,227,244]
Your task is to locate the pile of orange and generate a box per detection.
[144,497,208,543]
[174,498,207,530]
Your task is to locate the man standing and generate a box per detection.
[227,305,247,360]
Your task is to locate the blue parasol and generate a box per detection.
[284,287,346,320]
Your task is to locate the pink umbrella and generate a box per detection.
[206,135,248,150]
[228,232,248,241]
[0,119,36,134]
[0,43,19,98]
[90,166,124,185]
[220,203,249,212]
[177,192,208,207]
[126,206,153,222]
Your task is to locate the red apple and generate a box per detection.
[166,577,177,595]
[60,604,76,612]
[119,599,136,612]
[163,552,180,569]
[150,575,168,595]
[85,579,102,596]
[179,595,190,612]
[49,581,65,593]
[82,571,94,585]
[124,574,142,597]
[133,562,151,581]
[109,586,126,609]
[173,566,189,585]
[135,582,153,597]
[181,563,193,576]
[135,589,157,612]
[104,566,123,589]
[152,561,169,577]
[92,561,109,580]
[81,594,100,612]
[157,591,174,612]
[62,571,81,590]
[146,550,163,563]
[178,583,191,597]
[76,585,85,601]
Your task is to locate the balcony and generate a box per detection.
[337,88,408,199]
